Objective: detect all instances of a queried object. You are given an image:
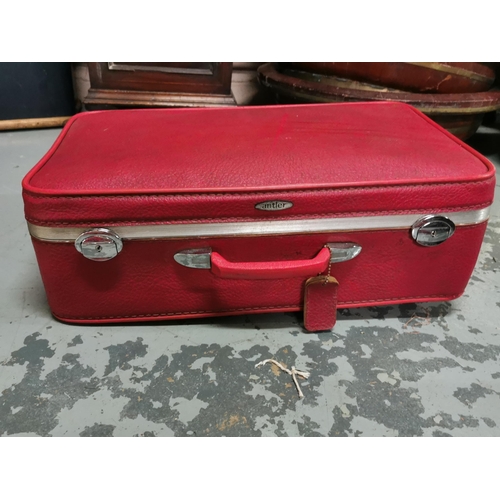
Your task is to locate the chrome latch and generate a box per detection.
[411,215,455,247]
[75,228,123,261]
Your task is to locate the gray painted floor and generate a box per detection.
[1,122,499,437]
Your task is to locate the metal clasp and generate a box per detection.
[75,228,123,261]
[411,215,455,246]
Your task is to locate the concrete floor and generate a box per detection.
[1,121,499,437]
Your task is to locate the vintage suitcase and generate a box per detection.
[22,102,495,331]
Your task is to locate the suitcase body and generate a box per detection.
[22,102,495,331]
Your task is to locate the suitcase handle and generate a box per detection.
[173,243,362,278]
[210,247,331,280]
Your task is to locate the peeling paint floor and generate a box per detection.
[1,121,499,437]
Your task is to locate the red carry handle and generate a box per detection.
[210,247,331,280]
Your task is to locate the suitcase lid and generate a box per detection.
[23,102,495,228]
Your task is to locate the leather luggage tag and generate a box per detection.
[304,275,339,332]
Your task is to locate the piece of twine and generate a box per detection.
[255,359,310,398]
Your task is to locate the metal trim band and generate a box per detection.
[27,207,491,243]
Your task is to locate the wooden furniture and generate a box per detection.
[258,63,500,140]
[282,63,495,94]
[84,63,236,109]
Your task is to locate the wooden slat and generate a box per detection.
[0,116,72,131]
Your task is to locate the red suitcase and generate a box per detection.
[22,102,495,331]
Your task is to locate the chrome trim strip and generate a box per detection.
[27,207,491,243]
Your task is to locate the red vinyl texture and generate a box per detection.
[23,102,495,226]
[22,102,495,327]
[32,223,487,323]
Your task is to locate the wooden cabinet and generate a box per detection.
[84,63,235,109]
